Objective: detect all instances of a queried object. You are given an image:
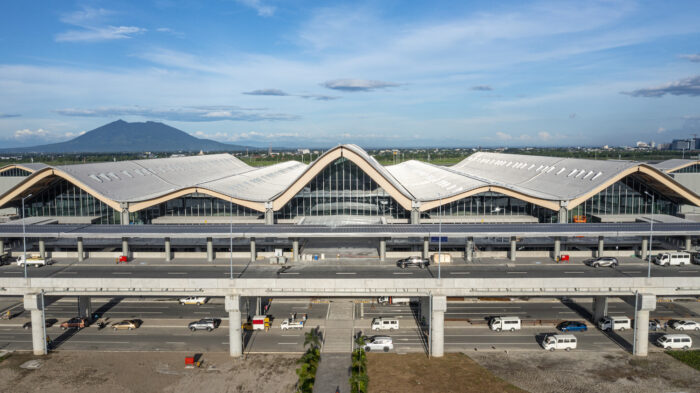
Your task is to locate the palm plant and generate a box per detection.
[303,327,322,350]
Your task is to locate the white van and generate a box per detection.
[371,318,399,331]
[653,252,691,266]
[489,316,521,332]
[598,316,631,331]
[656,334,692,350]
[542,334,577,351]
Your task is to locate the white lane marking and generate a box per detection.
[393,272,413,275]
[280,272,300,275]
[58,271,78,274]
[557,311,576,314]
[625,271,641,273]
[564,271,584,274]
[165,341,185,344]
[446,312,528,315]
[2,272,22,274]
[112,272,132,275]
[282,334,298,337]
[336,273,356,275]
[167,272,188,275]
[506,272,527,274]
[450,272,470,275]
[446,306,522,309]
[679,270,699,273]
[278,342,298,345]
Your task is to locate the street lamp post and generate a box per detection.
[644,191,654,279]
[230,200,233,280]
[21,193,32,280]
[438,194,442,280]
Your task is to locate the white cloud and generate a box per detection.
[657,127,666,133]
[56,6,146,43]
[236,0,275,17]
[680,54,700,62]
[55,105,298,122]
[322,79,399,92]
[13,129,51,140]
[495,131,512,140]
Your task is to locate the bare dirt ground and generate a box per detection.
[367,353,525,393]
[470,351,700,393]
[0,351,298,393]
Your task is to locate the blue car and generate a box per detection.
[557,321,588,332]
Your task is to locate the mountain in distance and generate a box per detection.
[1,120,249,153]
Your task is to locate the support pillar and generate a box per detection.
[0,238,4,255]
[379,238,386,262]
[206,237,213,262]
[256,297,262,315]
[293,239,299,262]
[264,202,274,225]
[77,237,84,262]
[598,236,604,258]
[431,295,446,357]
[225,295,242,357]
[411,201,421,224]
[553,237,561,260]
[558,206,568,223]
[121,237,129,258]
[23,294,46,355]
[634,309,650,356]
[641,237,648,260]
[509,237,517,261]
[39,239,45,259]
[250,237,256,262]
[685,235,692,251]
[592,296,608,323]
[423,237,429,259]
[120,203,129,225]
[77,296,92,320]
[465,237,473,262]
[164,237,171,261]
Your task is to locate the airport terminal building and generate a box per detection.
[2,144,700,226]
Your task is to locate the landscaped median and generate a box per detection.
[666,350,700,371]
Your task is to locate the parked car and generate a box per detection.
[0,252,13,265]
[583,257,618,268]
[557,321,588,332]
[672,320,700,331]
[542,334,577,351]
[364,336,394,352]
[188,318,219,332]
[649,319,662,331]
[179,296,207,305]
[112,320,141,330]
[60,317,88,330]
[656,334,692,350]
[396,256,430,269]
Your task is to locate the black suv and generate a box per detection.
[396,256,430,269]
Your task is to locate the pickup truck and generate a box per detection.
[179,296,207,305]
[280,318,304,330]
[60,317,88,330]
[16,254,47,267]
[377,296,415,305]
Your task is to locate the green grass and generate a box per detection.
[666,350,700,371]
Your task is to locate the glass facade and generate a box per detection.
[672,163,700,173]
[424,191,558,223]
[0,167,32,176]
[22,178,121,224]
[131,193,261,224]
[276,157,409,219]
[567,175,678,222]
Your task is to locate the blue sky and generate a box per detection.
[1,0,700,148]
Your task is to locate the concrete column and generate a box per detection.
[250,237,256,262]
[77,296,92,320]
[77,237,84,262]
[411,201,421,224]
[23,294,46,355]
[634,309,650,356]
[293,239,299,262]
[256,297,262,315]
[509,237,517,261]
[431,295,446,357]
[423,237,429,259]
[225,295,242,357]
[0,238,4,255]
[39,239,45,259]
[164,237,171,261]
[598,236,604,257]
[592,296,608,323]
[120,204,129,225]
[264,208,274,225]
[121,237,129,258]
[553,237,561,260]
[207,237,214,262]
[379,238,386,262]
[465,237,473,262]
[685,235,692,251]
[641,238,648,260]
[558,207,568,223]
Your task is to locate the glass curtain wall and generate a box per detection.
[672,164,700,173]
[567,175,678,222]
[132,192,260,224]
[423,191,558,223]
[276,157,408,219]
[0,168,32,176]
[22,178,121,224]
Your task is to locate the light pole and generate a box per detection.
[438,194,442,280]
[21,193,32,280]
[230,199,233,280]
[644,191,654,279]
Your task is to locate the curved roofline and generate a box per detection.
[567,164,700,209]
[664,160,700,173]
[419,185,561,212]
[271,145,414,211]
[0,168,122,211]
[128,187,265,213]
[0,164,40,175]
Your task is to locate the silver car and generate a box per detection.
[396,256,430,269]
[584,257,618,268]
[188,318,219,332]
